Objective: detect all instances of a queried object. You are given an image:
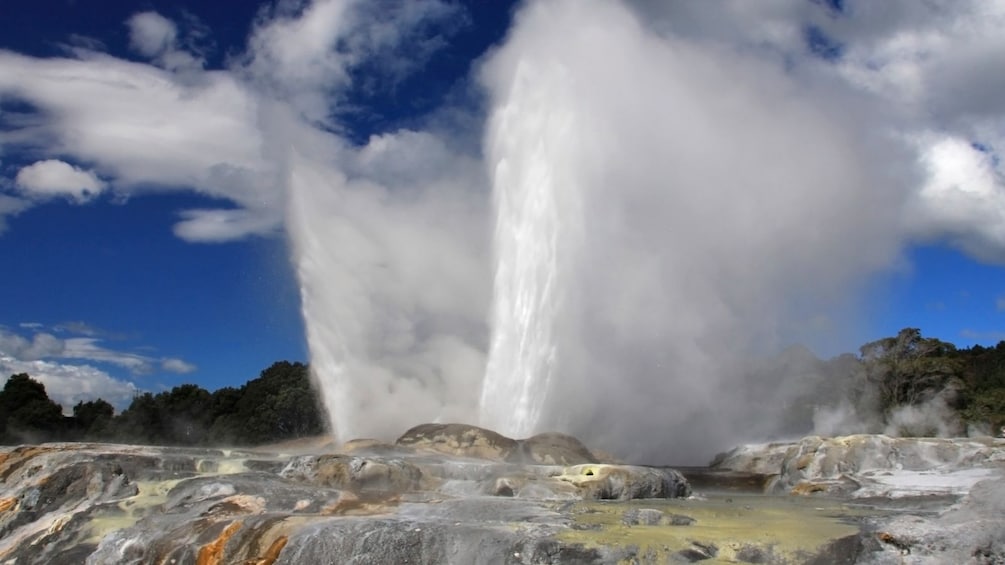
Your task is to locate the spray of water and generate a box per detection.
[479,61,579,437]
[284,129,491,442]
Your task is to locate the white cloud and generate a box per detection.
[0,49,278,241]
[127,12,178,58]
[242,0,463,122]
[0,355,139,412]
[161,357,197,374]
[173,207,281,242]
[0,326,196,378]
[0,330,65,359]
[15,159,106,202]
[0,325,200,412]
[62,337,154,374]
[906,135,1005,261]
[126,11,205,72]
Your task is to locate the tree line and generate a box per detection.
[0,361,325,446]
[775,328,1005,437]
[2,329,1005,447]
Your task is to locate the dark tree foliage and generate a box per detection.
[0,373,65,443]
[158,384,214,445]
[954,341,1005,432]
[0,360,324,446]
[73,399,114,439]
[101,362,325,446]
[112,392,165,444]
[228,361,325,445]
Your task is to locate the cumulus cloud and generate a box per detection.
[241,0,464,123]
[0,355,139,412]
[0,330,65,360]
[15,159,105,202]
[127,11,205,72]
[161,357,197,374]
[906,136,1005,261]
[61,337,156,374]
[0,48,278,241]
[0,326,196,408]
[128,12,178,57]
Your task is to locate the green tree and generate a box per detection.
[955,340,1005,432]
[860,328,962,412]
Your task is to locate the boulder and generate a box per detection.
[558,464,691,500]
[713,435,1005,498]
[280,454,422,493]
[336,438,409,457]
[868,477,1005,563]
[510,432,600,465]
[621,508,664,526]
[395,423,519,461]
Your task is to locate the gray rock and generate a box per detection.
[511,432,600,465]
[396,423,519,461]
[560,464,691,500]
[666,513,697,526]
[621,508,664,526]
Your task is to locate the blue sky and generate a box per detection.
[1,0,1004,418]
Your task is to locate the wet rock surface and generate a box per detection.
[1,431,1001,564]
[713,434,1005,564]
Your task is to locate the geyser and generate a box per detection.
[478,55,582,437]
[286,132,491,442]
[288,0,909,462]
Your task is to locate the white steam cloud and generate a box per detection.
[479,0,905,461]
[1,0,1003,462]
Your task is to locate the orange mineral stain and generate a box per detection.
[196,521,242,565]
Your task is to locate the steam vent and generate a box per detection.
[2,425,1004,563]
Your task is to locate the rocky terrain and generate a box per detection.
[1,426,1002,564]
[712,434,1005,563]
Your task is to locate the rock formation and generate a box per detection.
[4,427,999,563]
[0,424,692,564]
[712,434,1005,563]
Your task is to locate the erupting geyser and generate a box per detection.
[479,61,581,438]
[287,0,909,461]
